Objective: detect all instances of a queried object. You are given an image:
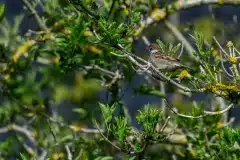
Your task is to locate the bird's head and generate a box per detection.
[148,43,161,55]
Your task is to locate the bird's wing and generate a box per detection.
[154,54,180,62]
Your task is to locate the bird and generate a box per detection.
[148,43,192,72]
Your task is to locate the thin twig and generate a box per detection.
[160,116,170,132]
[84,65,119,78]
[69,0,99,19]
[164,100,234,119]
[40,150,48,160]
[43,113,104,133]
[128,0,133,24]
[142,36,151,46]
[20,0,48,31]
[65,145,73,160]
[47,119,57,142]
[177,43,184,59]
[219,50,234,77]
[233,46,240,56]
[0,124,35,143]
[108,0,117,18]
[160,81,166,116]
[213,36,229,57]
[105,70,121,87]
[94,120,121,151]
[164,20,197,61]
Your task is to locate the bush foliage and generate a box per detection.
[0,0,240,160]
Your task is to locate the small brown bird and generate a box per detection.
[148,43,192,72]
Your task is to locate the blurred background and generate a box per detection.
[1,0,240,127]
[1,0,240,159]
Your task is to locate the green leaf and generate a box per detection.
[113,116,129,143]
[156,39,166,52]
[19,153,30,160]
[129,156,136,160]
[99,103,116,123]
[72,108,87,117]
[136,105,162,135]
[0,4,5,22]
[171,43,181,54]
[101,157,114,160]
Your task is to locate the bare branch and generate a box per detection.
[177,43,184,59]
[219,50,234,77]
[115,44,199,93]
[65,145,73,160]
[0,124,35,144]
[94,120,122,151]
[20,0,48,31]
[43,113,105,133]
[142,36,151,46]
[213,36,229,58]
[165,100,234,119]
[160,116,171,132]
[69,0,99,19]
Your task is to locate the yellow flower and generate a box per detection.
[178,70,191,79]
[150,8,167,21]
[123,8,129,15]
[52,57,60,64]
[217,121,223,128]
[211,86,217,93]
[83,30,93,37]
[133,22,145,36]
[52,152,65,160]
[3,74,10,81]
[226,41,233,47]
[28,148,35,156]
[70,124,81,132]
[212,49,220,58]
[53,20,64,28]
[87,45,102,54]
[12,40,36,62]
[61,28,71,35]
[37,32,55,41]
[229,57,237,64]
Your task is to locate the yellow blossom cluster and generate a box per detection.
[85,45,102,54]
[150,8,167,21]
[205,83,240,93]
[52,152,65,160]
[11,40,36,62]
[178,70,191,79]
[229,57,238,64]
[70,124,81,132]
[83,29,93,36]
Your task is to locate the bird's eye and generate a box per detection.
[149,47,153,51]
